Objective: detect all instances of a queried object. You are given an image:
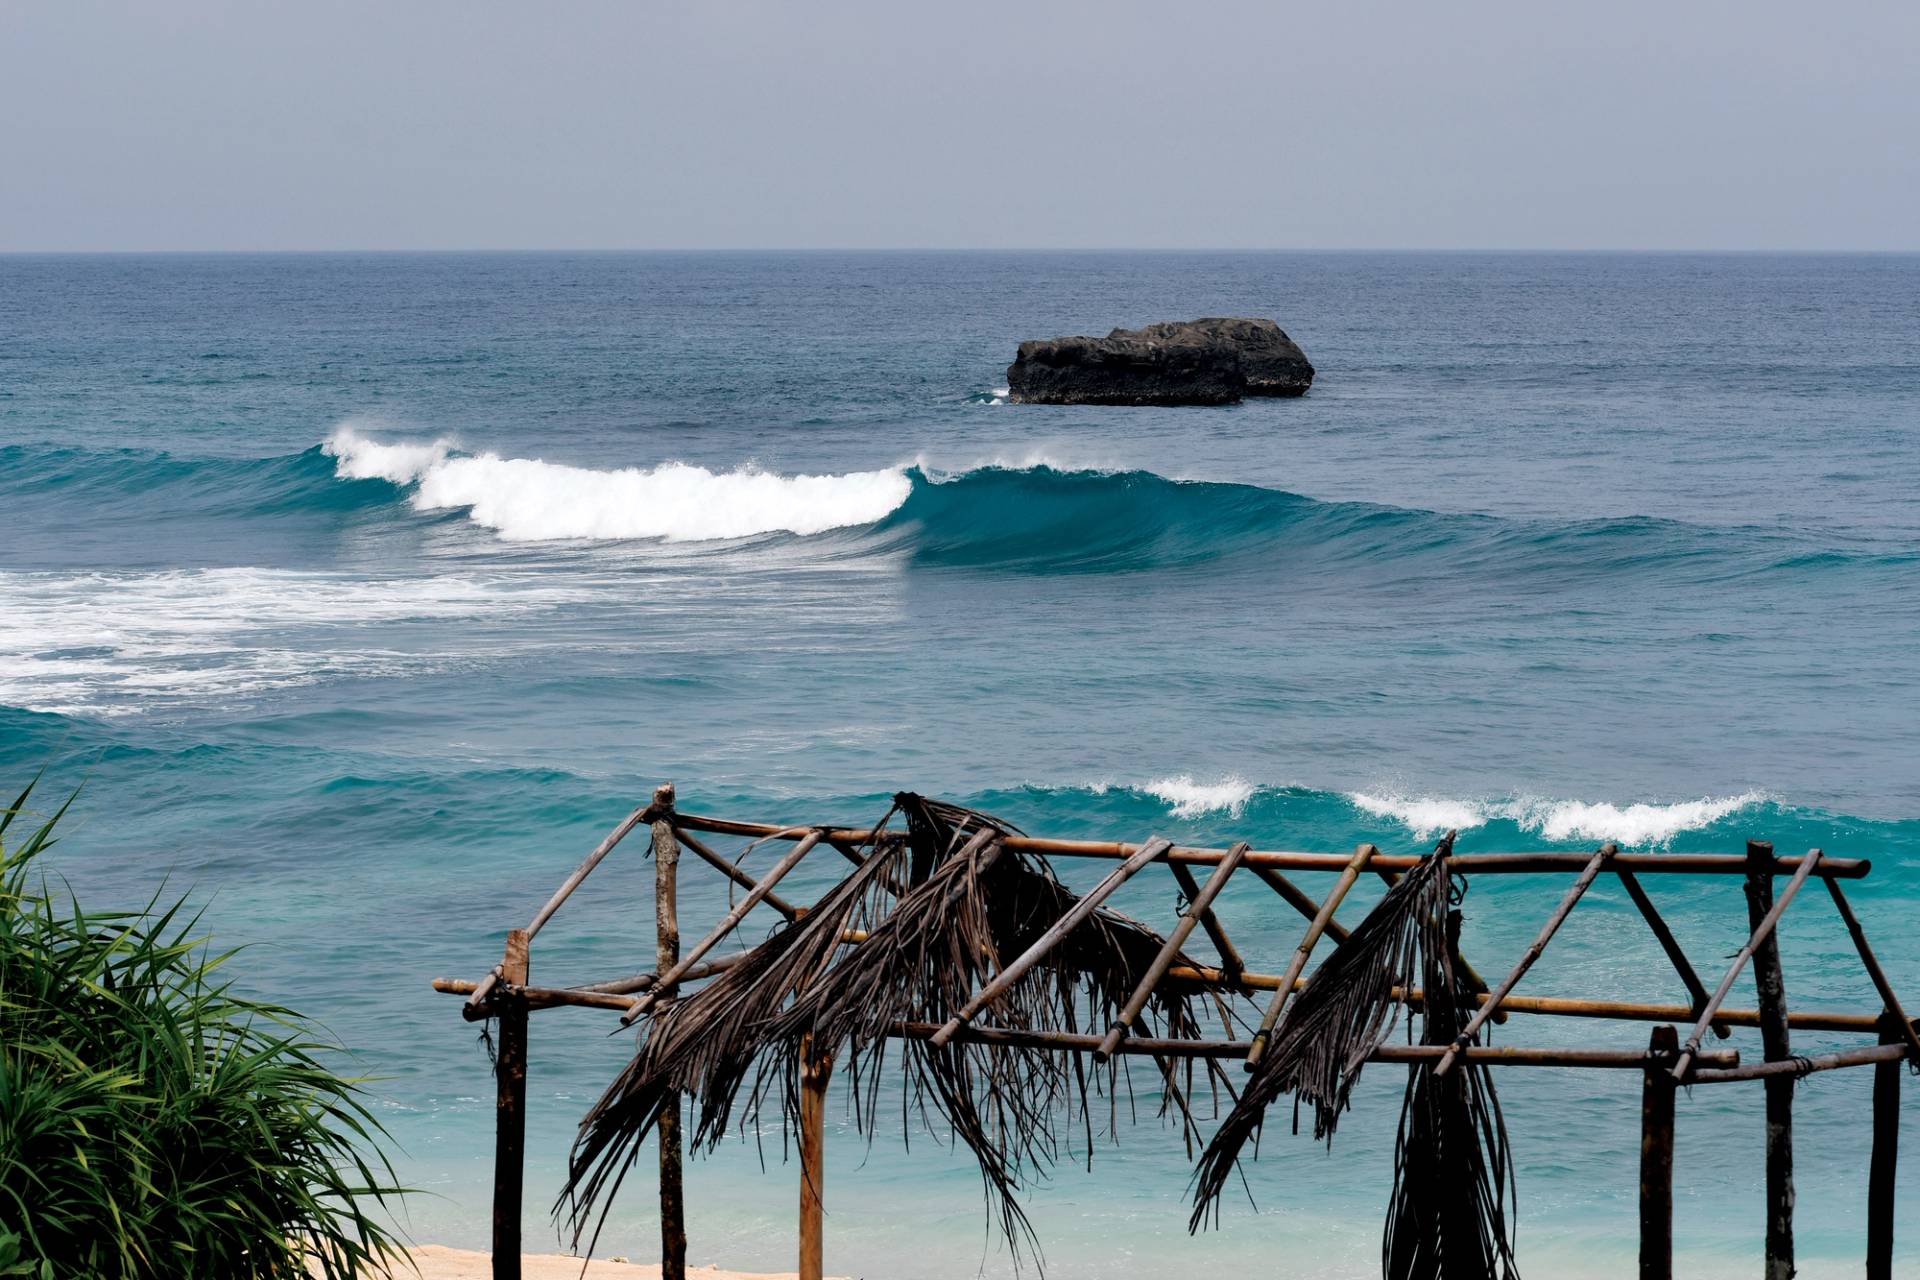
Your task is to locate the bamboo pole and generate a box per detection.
[930,837,1172,1048]
[1095,841,1249,1061]
[1246,842,1377,1068]
[465,800,654,1015]
[1745,841,1795,1280]
[1823,876,1920,1063]
[675,828,803,922]
[892,1021,1736,1068]
[1169,852,1249,980]
[669,813,1872,878]
[624,829,824,1024]
[1670,847,1823,1081]
[1640,1025,1677,1280]
[1689,1040,1911,1083]
[1868,1015,1900,1280]
[798,1037,831,1280]
[1434,843,1615,1076]
[492,928,530,1280]
[1616,868,1729,1038]
[653,800,686,1280]
[1248,864,1352,943]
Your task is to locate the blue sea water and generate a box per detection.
[2,251,1917,1278]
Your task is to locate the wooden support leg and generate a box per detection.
[1868,1014,1901,1280]
[1640,1025,1677,1280]
[493,928,530,1280]
[799,1039,831,1280]
[653,799,687,1280]
[1744,842,1795,1280]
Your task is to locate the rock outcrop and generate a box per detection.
[1005,317,1313,405]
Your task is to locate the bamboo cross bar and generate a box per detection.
[667,813,1872,878]
[465,798,656,1014]
[1248,864,1352,943]
[676,828,802,922]
[930,836,1172,1048]
[1434,843,1616,1077]
[1616,868,1729,1039]
[1169,854,1249,979]
[1246,841,1377,1069]
[1822,877,1920,1063]
[624,829,826,1025]
[894,1021,1739,1069]
[1687,1040,1912,1083]
[1096,841,1249,1061]
[1671,847,1824,1081]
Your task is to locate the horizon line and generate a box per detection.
[4,245,1920,257]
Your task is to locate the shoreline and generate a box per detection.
[375,1246,837,1280]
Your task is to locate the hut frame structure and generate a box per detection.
[434,783,1918,1280]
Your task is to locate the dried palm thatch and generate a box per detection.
[562,794,1210,1262]
[1191,833,1519,1277]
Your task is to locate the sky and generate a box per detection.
[3,1,1917,252]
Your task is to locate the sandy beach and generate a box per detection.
[381,1247,834,1280]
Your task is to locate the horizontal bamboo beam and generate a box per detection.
[892,1022,1739,1069]
[437,976,664,1013]
[671,813,1869,879]
[1689,1041,1910,1083]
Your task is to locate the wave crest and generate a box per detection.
[1348,790,1770,847]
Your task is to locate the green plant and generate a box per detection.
[0,777,409,1278]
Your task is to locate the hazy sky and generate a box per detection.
[4,1,1916,251]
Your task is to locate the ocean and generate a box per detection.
[2,250,1916,1277]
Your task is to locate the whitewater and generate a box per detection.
[6,249,1919,1278]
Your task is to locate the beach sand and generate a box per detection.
[379,1247,837,1280]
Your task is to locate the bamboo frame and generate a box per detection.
[438,790,1917,1280]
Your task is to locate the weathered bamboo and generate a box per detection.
[1640,1025,1677,1280]
[1689,1040,1911,1082]
[798,1038,831,1280]
[440,977,663,1012]
[1096,841,1249,1061]
[930,837,1173,1048]
[1248,864,1352,943]
[623,829,825,1024]
[1868,1015,1900,1280]
[1670,847,1823,1081]
[669,813,1872,878]
[465,798,655,1014]
[676,828,802,922]
[1169,852,1249,979]
[1246,842,1377,1068]
[654,807,686,1280]
[1823,876,1920,1063]
[1616,868,1729,1038]
[492,928,530,1280]
[1434,843,1615,1076]
[894,1021,1736,1068]
[1745,841,1795,1280]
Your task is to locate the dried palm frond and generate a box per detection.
[1190,837,1453,1227]
[1383,907,1520,1280]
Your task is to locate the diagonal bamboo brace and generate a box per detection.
[930,836,1172,1048]
[1617,867,1730,1039]
[623,829,824,1025]
[1433,843,1615,1077]
[675,827,803,921]
[1095,842,1249,1061]
[1823,876,1920,1064]
[1671,847,1823,1081]
[1245,842,1379,1069]
[1169,858,1249,981]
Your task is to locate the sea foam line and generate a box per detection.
[324,425,912,543]
[1347,790,1770,848]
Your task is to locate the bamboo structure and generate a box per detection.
[437,788,1917,1280]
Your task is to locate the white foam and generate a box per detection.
[325,426,912,543]
[1348,790,1768,848]
[0,567,589,716]
[1142,774,1258,819]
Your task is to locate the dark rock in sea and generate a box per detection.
[1005,316,1313,405]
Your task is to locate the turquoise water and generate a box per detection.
[2,251,1917,1276]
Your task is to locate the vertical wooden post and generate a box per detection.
[652,783,687,1280]
[492,928,530,1280]
[1867,1014,1901,1280]
[799,1037,831,1280]
[1639,1024,1677,1280]
[1744,840,1795,1280]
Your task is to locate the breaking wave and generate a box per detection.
[1347,790,1771,848]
